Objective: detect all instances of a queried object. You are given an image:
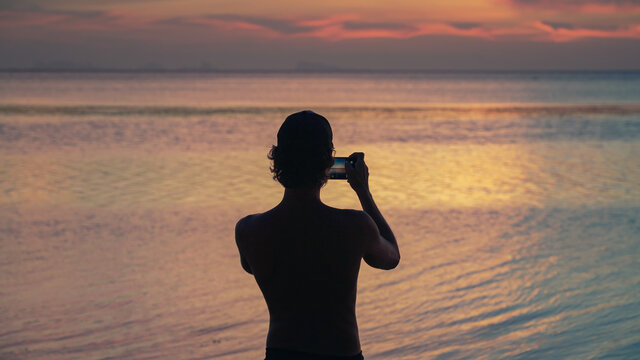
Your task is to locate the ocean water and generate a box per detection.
[1,71,639,359]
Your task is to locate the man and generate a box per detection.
[235,110,400,360]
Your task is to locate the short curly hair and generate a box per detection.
[268,110,334,188]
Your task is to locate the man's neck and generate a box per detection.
[281,186,323,206]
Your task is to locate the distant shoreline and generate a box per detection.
[1,68,640,74]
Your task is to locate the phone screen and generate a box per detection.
[329,157,347,179]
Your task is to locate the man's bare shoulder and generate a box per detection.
[235,208,278,240]
[235,213,258,244]
[235,214,253,232]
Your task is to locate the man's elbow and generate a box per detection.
[239,254,253,274]
[382,253,401,270]
[364,249,401,270]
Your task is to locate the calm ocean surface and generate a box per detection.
[1,71,639,359]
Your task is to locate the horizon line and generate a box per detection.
[2,68,640,74]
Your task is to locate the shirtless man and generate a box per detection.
[235,110,400,360]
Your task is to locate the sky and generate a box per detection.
[1,0,640,70]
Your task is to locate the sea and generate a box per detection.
[0,71,639,359]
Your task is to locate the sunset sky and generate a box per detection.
[1,0,640,70]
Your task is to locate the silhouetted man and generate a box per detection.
[235,110,400,360]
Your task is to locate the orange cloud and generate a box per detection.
[297,21,492,40]
[169,15,495,41]
[183,15,640,42]
[533,21,640,41]
[2,9,639,43]
[297,14,358,28]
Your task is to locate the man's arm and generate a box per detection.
[235,217,253,274]
[346,153,400,270]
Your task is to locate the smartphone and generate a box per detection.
[329,157,355,180]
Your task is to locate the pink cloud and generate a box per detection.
[189,15,640,42]
[190,18,267,33]
[2,10,639,43]
[181,15,494,41]
[533,21,640,41]
[291,21,492,41]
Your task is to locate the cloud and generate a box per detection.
[179,15,492,40]
[203,15,315,34]
[534,21,640,41]
[154,14,486,40]
[2,9,639,44]
[177,14,639,42]
[540,21,576,30]
[540,21,623,31]
[448,22,483,30]
[0,9,139,32]
[341,21,418,32]
[507,0,640,12]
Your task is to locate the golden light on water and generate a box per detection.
[4,143,536,208]
[3,138,638,211]
[324,142,545,210]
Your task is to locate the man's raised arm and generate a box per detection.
[346,152,400,270]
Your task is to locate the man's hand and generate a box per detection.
[345,152,369,195]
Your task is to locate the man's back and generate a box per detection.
[236,202,366,356]
[235,111,399,359]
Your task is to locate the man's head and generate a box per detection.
[268,110,334,189]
